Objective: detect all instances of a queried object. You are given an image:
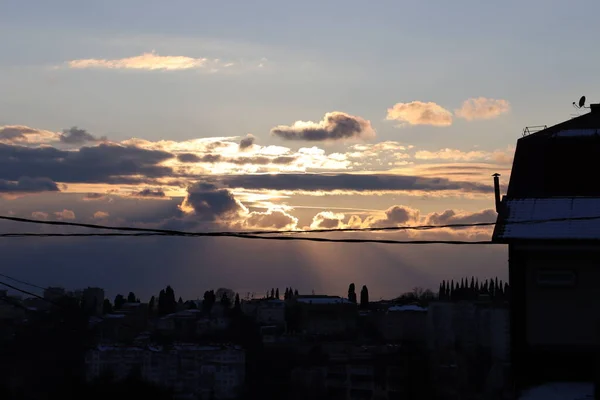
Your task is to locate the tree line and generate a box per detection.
[438,276,510,302]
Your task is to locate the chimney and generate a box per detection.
[591,103,600,114]
[492,173,502,213]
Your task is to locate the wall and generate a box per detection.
[525,252,600,346]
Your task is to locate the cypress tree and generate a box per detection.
[360,285,369,309]
[348,283,357,303]
[275,288,279,299]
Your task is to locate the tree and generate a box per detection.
[158,289,166,316]
[165,286,176,314]
[275,288,279,299]
[102,299,113,314]
[127,292,136,303]
[294,289,299,297]
[270,288,275,299]
[348,283,357,303]
[233,293,241,314]
[114,294,125,310]
[178,297,183,305]
[221,292,231,308]
[360,285,369,308]
[149,296,155,311]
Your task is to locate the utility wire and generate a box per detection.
[0,232,495,244]
[1,214,599,244]
[0,272,47,291]
[3,214,600,235]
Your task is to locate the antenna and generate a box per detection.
[573,95,588,109]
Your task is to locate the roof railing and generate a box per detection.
[522,125,548,137]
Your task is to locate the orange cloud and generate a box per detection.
[455,97,510,121]
[68,51,211,71]
[54,209,76,220]
[93,211,110,219]
[386,101,453,127]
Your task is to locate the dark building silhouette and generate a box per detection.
[493,103,600,392]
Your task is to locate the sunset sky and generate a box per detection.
[1,0,599,301]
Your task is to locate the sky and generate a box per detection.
[1,0,599,301]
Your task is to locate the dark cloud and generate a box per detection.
[176,153,296,166]
[83,193,106,201]
[271,112,376,141]
[0,177,60,193]
[425,209,497,226]
[0,143,174,184]
[0,126,37,141]
[177,153,201,163]
[133,188,166,198]
[211,173,494,193]
[59,126,106,144]
[180,182,245,222]
[239,134,255,150]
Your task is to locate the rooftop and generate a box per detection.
[493,197,600,242]
[507,107,600,198]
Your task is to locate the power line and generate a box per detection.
[3,214,600,237]
[0,232,495,244]
[1,214,599,245]
[0,272,47,291]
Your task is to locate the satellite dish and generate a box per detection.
[579,96,586,108]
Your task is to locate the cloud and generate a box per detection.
[54,209,76,220]
[83,193,107,201]
[424,208,497,226]
[68,51,211,71]
[354,205,420,228]
[310,211,346,229]
[132,188,167,198]
[93,211,109,219]
[271,112,376,141]
[0,125,59,145]
[455,97,510,121]
[0,143,174,184]
[414,148,513,164]
[239,134,255,151]
[179,182,246,222]
[177,153,202,163]
[212,173,494,194]
[386,101,453,127]
[60,126,105,144]
[31,211,48,220]
[245,209,298,230]
[0,177,60,193]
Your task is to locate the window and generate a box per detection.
[536,269,576,287]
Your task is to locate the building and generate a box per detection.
[291,296,358,336]
[82,287,104,316]
[377,304,427,343]
[493,103,600,392]
[43,286,65,301]
[242,298,286,327]
[85,344,245,399]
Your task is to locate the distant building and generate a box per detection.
[85,344,245,399]
[43,286,65,301]
[493,103,600,390]
[291,295,357,336]
[82,287,104,316]
[377,304,427,342]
